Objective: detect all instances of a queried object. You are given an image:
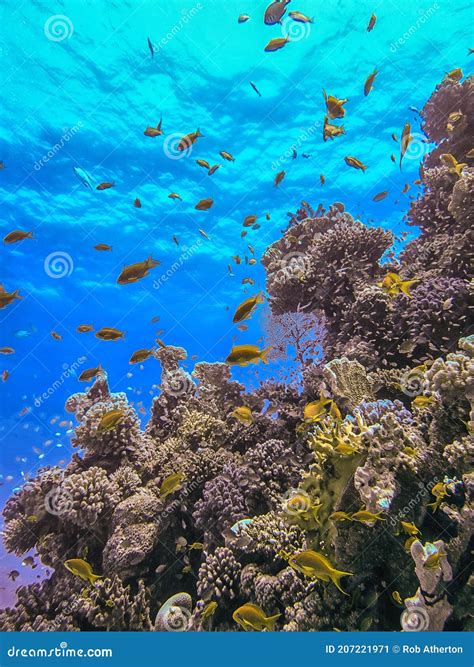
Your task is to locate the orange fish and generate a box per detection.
[117,256,159,284]
[196,159,210,169]
[2,370,9,382]
[0,347,14,354]
[364,69,378,96]
[320,174,325,185]
[134,198,141,208]
[94,243,112,251]
[96,182,114,190]
[367,14,376,32]
[178,128,203,152]
[275,171,285,187]
[95,327,125,341]
[51,331,62,341]
[264,37,289,52]
[3,230,34,244]
[208,164,221,176]
[373,191,388,202]
[195,198,214,210]
[0,284,22,309]
[168,193,182,201]
[76,324,94,333]
[144,117,163,137]
[243,215,258,227]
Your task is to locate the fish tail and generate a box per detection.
[260,347,272,364]
[264,613,281,631]
[88,573,102,585]
[13,290,23,299]
[400,281,416,297]
[331,570,353,595]
[196,127,203,137]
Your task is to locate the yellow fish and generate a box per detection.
[196,159,210,169]
[323,116,345,142]
[232,292,264,323]
[424,549,447,569]
[412,395,435,408]
[400,122,412,170]
[195,198,214,210]
[168,192,182,201]
[377,272,419,297]
[323,89,348,119]
[97,408,124,432]
[400,521,420,536]
[288,550,353,594]
[64,558,101,586]
[351,509,386,525]
[225,344,270,366]
[329,511,353,522]
[232,406,253,424]
[219,151,235,161]
[392,591,403,605]
[440,153,467,177]
[160,472,185,498]
[76,324,94,333]
[444,67,462,81]
[233,603,280,631]
[201,601,218,619]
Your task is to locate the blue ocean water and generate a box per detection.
[0,0,472,602]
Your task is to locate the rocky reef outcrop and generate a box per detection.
[1,77,472,633]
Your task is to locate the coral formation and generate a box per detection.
[1,77,472,634]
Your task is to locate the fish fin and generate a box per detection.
[400,280,418,297]
[264,613,281,631]
[260,347,272,364]
[89,573,102,584]
[196,127,203,137]
[331,570,353,595]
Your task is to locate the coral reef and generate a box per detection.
[1,77,472,634]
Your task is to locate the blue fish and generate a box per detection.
[14,325,36,339]
[73,166,94,190]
